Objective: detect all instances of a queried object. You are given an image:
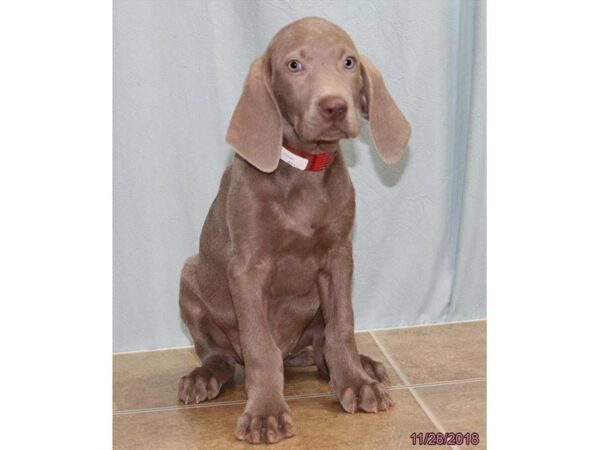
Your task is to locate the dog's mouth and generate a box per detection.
[317,126,348,141]
[296,118,358,144]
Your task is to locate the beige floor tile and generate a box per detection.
[113,332,398,411]
[114,388,445,450]
[114,408,199,450]
[372,321,486,384]
[414,381,486,449]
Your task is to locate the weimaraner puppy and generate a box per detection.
[178,17,411,444]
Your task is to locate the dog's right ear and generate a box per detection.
[226,55,282,173]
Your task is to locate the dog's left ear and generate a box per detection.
[360,55,411,164]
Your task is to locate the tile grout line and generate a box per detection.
[114,399,248,416]
[359,318,486,334]
[390,377,485,391]
[113,378,486,417]
[114,344,195,355]
[114,318,487,355]
[369,332,460,450]
[113,392,337,416]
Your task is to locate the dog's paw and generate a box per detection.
[360,354,391,386]
[234,400,295,444]
[332,375,393,413]
[178,367,224,404]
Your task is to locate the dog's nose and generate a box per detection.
[319,96,347,121]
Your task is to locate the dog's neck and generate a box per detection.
[271,121,342,190]
[268,129,340,192]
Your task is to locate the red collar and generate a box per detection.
[280,139,336,171]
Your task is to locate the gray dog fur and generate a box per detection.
[178,17,411,444]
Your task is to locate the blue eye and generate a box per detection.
[287,60,302,72]
[344,57,356,69]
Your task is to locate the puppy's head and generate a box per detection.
[227,17,411,172]
[267,18,362,144]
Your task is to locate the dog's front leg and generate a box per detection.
[228,257,295,444]
[318,243,393,413]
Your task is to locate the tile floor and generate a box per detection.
[114,320,486,449]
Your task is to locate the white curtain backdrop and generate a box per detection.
[114,0,486,352]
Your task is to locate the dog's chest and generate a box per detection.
[271,183,335,242]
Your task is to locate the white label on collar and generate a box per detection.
[281,147,309,170]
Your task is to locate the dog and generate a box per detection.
[178,17,411,444]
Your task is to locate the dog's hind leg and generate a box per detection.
[178,255,237,404]
[359,354,391,386]
[285,309,330,377]
[178,354,235,404]
[284,347,315,367]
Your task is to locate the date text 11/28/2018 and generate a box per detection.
[410,432,480,446]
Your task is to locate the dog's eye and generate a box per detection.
[344,57,356,70]
[287,60,302,72]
